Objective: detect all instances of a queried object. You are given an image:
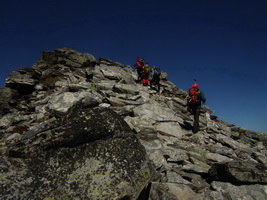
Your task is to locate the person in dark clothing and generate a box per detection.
[150,65,161,93]
[187,83,206,133]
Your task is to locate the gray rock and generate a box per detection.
[113,84,140,95]
[0,113,15,128]
[206,152,233,163]
[210,181,267,200]
[155,122,185,138]
[133,103,183,124]
[149,182,200,200]
[182,163,209,174]
[48,91,102,116]
[216,134,253,151]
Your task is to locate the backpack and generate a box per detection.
[188,87,200,105]
[134,59,144,69]
[143,65,150,73]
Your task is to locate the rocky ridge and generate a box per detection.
[0,48,267,200]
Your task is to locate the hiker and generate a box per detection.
[187,82,206,133]
[142,63,150,86]
[150,65,161,93]
[134,58,144,83]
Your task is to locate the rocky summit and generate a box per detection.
[0,48,267,200]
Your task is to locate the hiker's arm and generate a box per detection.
[201,92,206,103]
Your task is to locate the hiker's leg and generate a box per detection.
[157,79,160,93]
[150,79,153,88]
[193,108,200,133]
[137,69,141,82]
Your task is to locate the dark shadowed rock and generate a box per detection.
[0,88,18,115]
[208,161,267,184]
[5,67,40,95]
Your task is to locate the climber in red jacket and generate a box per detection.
[187,81,206,133]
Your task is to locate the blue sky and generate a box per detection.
[0,0,266,133]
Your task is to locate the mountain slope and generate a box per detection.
[0,48,267,200]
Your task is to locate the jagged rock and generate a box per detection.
[210,181,267,200]
[0,48,267,199]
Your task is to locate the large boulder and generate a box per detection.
[33,48,96,69]
[0,107,153,200]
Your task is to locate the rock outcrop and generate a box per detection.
[0,48,267,200]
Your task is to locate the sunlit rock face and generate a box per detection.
[0,48,267,200]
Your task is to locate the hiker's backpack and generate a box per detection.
[135,59,144,69]
[143,66,150,73]
[188,87,200,105]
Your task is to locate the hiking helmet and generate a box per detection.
[192,83,198,88]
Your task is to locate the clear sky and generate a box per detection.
[0,0,266,134]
